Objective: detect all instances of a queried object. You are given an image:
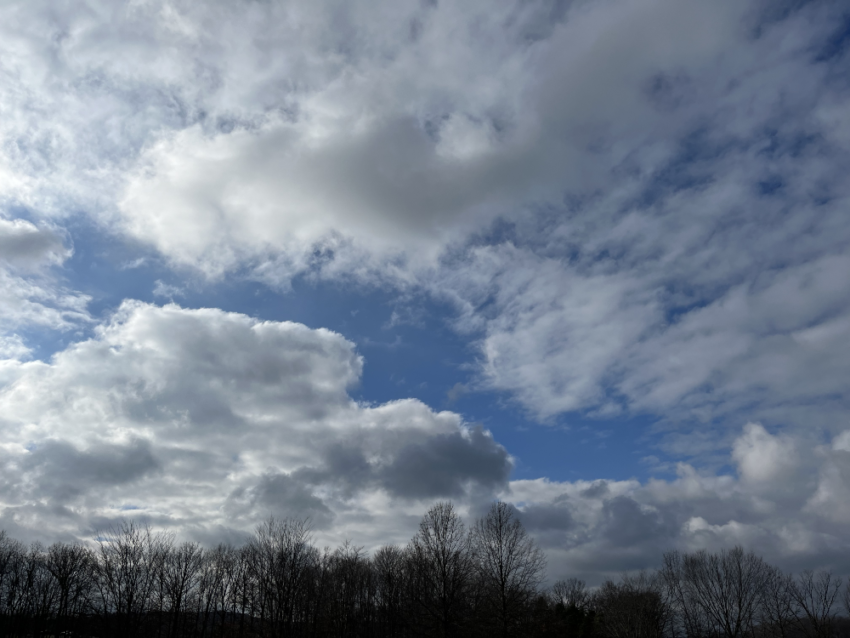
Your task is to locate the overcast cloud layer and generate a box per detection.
[1,0,849,581]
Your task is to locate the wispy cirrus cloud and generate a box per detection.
[0,217,89,350]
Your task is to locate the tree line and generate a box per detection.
[0,500,848,637]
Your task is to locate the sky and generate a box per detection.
[0,0,849,584]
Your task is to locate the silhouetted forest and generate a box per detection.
[0,500,847,637]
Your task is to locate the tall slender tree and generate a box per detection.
[408,502,473,638]
[470,501,545,638]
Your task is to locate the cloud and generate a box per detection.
[225,472,336,531]
[445,382,467,405]
[379,426,512,499]
[79,0,850,438]
[0,335,31,360]
[2,0,848,437]
[732,423,798,485]
[433,0,850,430]
[0,300,848,579]
[0,218,67,269]
[0,0,752,271]
[108,0,758,283]
[0,302,510,545]
[152,280,184,299]
[20,439,160,503]
[0,217,89,349]
[4,300,845,579]
[0,266,90,335]
[0,0,848,580]
[504,422,850,583]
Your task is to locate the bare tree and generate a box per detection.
[546,577,594,637]
[3,542,58,637]
[594,571,671,638]
[0,535,26,633]
[662,546,770,638]
[470,501,546,638]
[319,540,375,637]
[93,521,171,638]
[662,550,710,638]
[227,545,256,638]
[246,516,317,637]
[757,566,796,638]
[374,545,408,638]
[159,541,204,638]
[791,570,843,638]
[550,577,589,611]
[45,542,95,633]
[9,517,850,638]
[0,532,26,636]
[198,541,261,638]
[408,502,474,638]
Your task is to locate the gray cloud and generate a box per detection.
[506,422,850,583]
[290,426,512,502]
[226,472,335,531]
[23,439,160,502]
[301,444,374,494]
[598,496,675,550]
[0,219,67,269]
[0,218,89,347]
[516,502,575,533]
[379,426,512,499]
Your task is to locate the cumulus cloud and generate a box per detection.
[505,421,850,583]
[0,335,31,360]
[732,423,798,485]
[0,302,510,545]
[0,301,848,578]
[104,0,850,441]
[108,0,759,281]
[21,439,161,503]
[379,427,511,499]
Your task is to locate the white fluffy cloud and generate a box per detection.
[0,302,510,546]
[732,423,798,485]
[2,301,849,579]
[0,0,759,263]
[110,0,757,280]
